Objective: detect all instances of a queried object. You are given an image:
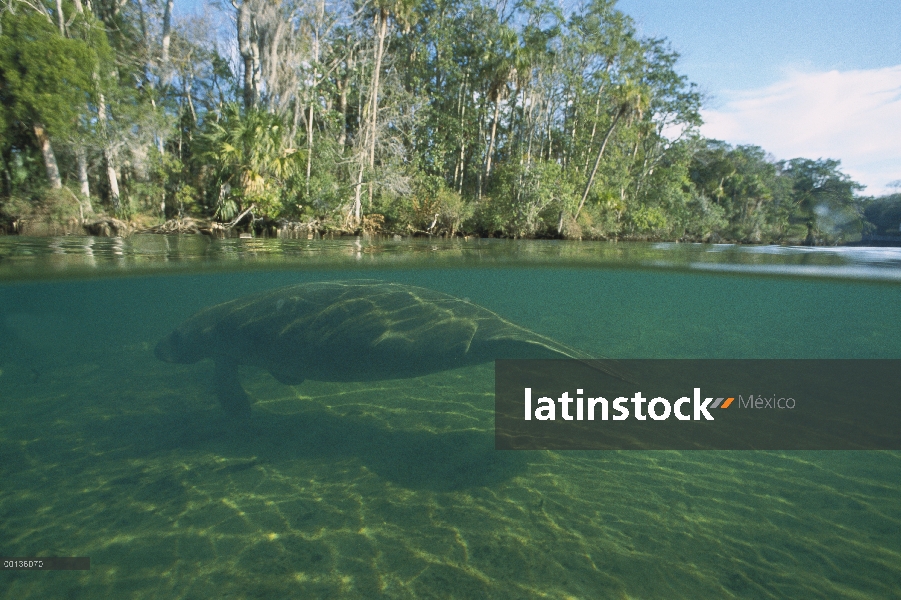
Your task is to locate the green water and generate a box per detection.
[1,237,900,599]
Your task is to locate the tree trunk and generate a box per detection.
[49,0,66,190]
[290,98,301,147]
[55,0,66,35]
[106,161,121,212]
[452,83,462,183]
[184,75,197,124]
[305,16,321,198]
[306,103,314,197]
[347,63,366,227]
[236,2,255,110]
[76,146,93,212]
[575,107,624,221]
[543,93,553,161]
[581,77,610,174]
[266,23,285,103]
[161,0,174,66]
[484,93,501,179]
[337,49,352,148]
[71,0,95,214]
[97,93,121,213]
[33,123,62,189]
[524,89,535,167]
[476,100,484,199]
[250,42,261,107]
[515,86,535,207]
[1,147,13,197]
[351,160,364,227]
[337,78,348,147]
[454,77,467,193]
[368,8,388,170]
[363,8,389,210]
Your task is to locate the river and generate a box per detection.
[1,235,899,598]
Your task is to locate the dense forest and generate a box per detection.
[1,0,898,243]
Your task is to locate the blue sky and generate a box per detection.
[617,0,901,195]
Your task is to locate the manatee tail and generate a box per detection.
[214,357,252,418]
[491,337,637,384]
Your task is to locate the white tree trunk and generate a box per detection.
[348,8,389,227]
[368,9,388,170]
[306,14,321,198]
[576,107,625,220]
[75,146,93,213]
[481,89,501,199]
[161,0,174,67]
[306,103,314,196]
[455,81,467,193]
[337,78,348,147]
[452,82,463,189]
[97,93,121,212]
[55,0,65,35]
[106,161,121,212]
[33,123,62,189]
[351,161,364,226]
[485,95,501,178]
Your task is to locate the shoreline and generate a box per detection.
[4,215,898,247]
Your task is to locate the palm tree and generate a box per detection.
[200,104,300,220]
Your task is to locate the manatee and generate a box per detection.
[155,280,624,417]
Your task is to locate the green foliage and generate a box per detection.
[627,204,668,233]
[2,186,83,222]
[481,160,576,237]
[0,9,104,137]
[686,142,867,243]
[688,141,779,240]
[124,150,189,219]
[782,158,865,243]
[679,192,728,240]
[197,104,302,219]
[862,194,901,236]
[398,174,474,234]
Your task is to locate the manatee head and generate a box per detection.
[155,324,208,364]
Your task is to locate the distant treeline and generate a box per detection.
[1,0,898,243]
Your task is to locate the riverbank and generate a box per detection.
[4,213,891,247]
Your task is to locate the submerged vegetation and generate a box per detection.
[0,0,895,243]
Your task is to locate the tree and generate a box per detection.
[0,8,96,189]
[688,141,785,241]
[783,158,864,244]
[862,193,901,236]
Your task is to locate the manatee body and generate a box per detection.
[155,280,612,417]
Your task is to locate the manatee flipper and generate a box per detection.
[213,357,252,418]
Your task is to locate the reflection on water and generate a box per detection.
[3,234,901,280]
[0,241,900,598]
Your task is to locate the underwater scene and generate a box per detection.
[1,236,900,599]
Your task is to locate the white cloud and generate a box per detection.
[700,66,901,196]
